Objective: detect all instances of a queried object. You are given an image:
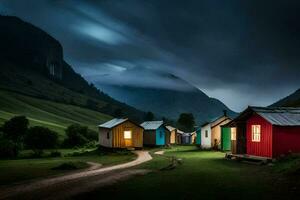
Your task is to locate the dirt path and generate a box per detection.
[0,151,152,200]
[154,150,165,155]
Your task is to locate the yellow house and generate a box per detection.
[166,125,177,144]
[98,118,144,148]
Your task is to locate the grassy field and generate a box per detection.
[0,89,112,138]
[78,146,300,200]
[0,148,136,185]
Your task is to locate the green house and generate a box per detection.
[221,126,231,151]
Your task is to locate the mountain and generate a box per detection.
[0,15,145,122]
[96,74,237,124]
[271,88,300,107]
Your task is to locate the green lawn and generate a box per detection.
[0,149,136,185]
[78,146,299,200]
[0,89,112,138]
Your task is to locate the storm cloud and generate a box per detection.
[1,0,300,111]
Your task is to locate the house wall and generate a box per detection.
[170,130,176,144]
[273,126,300,157]
[112,121,143,148]
[176,133,182,144]
[246,114,273,158]
[221,127,231,151]
[196,129,201,145]
[143,130,156,146]
[201,124,211,148]
[156,126,165,145]
[99,128,112,148]
[165,129,171,145]
[211,118,231,148]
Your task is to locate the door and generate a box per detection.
[124,130,133,147]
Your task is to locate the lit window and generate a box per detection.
[124,131,132,139]
[205,130,208,138]
[231,128,236,141]
[252,125,261,142]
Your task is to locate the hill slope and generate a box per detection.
[271,88,300,107]
[0,15,145,122]
[96,75,236,124]
[0,90,112,139]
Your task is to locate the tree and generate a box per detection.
[113,108,123,118]
[64,124,89,147]
[25,126,58,155]
[2,116,29,144]
[144,112,154,121]
[177,113,195,132]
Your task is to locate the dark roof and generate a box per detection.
[224,106,300,126]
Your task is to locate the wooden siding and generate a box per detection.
[236,122,247,154]
[143,130,156,146]
[99,128,112,148]
[111,121,143,148]
[165,129,171,145]
[246,114,272,158]
[176,133,182,144]
[273,126,300,157]
[211,118,231,149]
[170,130,176,144]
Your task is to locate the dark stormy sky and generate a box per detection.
[1,0,300,112]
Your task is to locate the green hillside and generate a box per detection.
[0,89,112,139]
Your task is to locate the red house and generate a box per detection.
[225,107,300,158]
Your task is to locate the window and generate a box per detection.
[252,125,261,142]
[106,131,110,139]
[231,128,236,141]
[205,130,208,138]
[124,131,132,139]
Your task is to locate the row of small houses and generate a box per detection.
[98,119,195,149]
[98,106,300,159]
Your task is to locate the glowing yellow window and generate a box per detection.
[251,125,261,142]
[231,128,236,141]
[124,131,132,139]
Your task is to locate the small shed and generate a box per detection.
[225,106,300,158]
[166,126,177,144]
[201,111,231,149]
[141,121,166,146]
[98,118,144,148]
[181,132,195,144]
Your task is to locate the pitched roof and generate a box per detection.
[166,125,176,132]
[177,129,184,134]
[201,115,231,127]
[140,121,164,130]
[98,118,128,129]
[251,106,300,126]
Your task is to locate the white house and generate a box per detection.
[201,123,211,148]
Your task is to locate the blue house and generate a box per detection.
[141,121,166,146]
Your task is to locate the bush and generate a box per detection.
[25,126,58,155]
[51,161,88,170]
[63,124,97,147]
[2,116,29,143]
[0,138,18,158]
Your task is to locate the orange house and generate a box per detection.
[98,118,144,148]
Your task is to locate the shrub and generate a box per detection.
[52,161,88,170]
[64,124,97,147]
[0,138,18,158]
[25,126,58,155]
[2,116,29,143]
